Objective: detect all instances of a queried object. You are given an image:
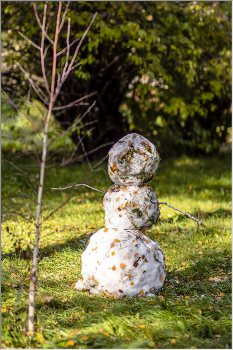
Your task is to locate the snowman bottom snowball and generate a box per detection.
[75,228,166,298]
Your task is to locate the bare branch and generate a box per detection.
[67,12,97,72]
[42,188,79,223]
[56,36,80,57]
[51,183,106,193]
[46,126,96,175]
[48,104,97,150]
[58,1,70,33]
[78,134,93,172]
[92,154,109,170]
[71,126,95,155]
[47,141,114,176]
[40,4,50,95]
[158,202,206,227]
[69,61,82,72]
[56,12,97,94]
[15,62,48,105]
[1,88,43,139]
[2,159,29,176]
[33,3,54,45]
[18,31,41,51]
[52,92,97,111]
[63,18,71,75]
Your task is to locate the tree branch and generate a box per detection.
[40,5,50,95]
[18,31,41,51]
[33,3,54,45]
[15,62,48,105]
[52,91,97,111]
[1,88,43,140]
[55,12,97,99]
[56,37,80,57]
[58,1,70,33]
[47,101,96,150]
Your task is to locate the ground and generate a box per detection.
[1,154,232,349]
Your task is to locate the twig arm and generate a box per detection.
[51,183,106,193]
[158,202,206,227]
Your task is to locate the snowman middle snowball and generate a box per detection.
[75,133,166,298]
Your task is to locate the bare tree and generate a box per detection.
[2,2,99,334]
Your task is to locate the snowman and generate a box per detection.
[75,133,166,298]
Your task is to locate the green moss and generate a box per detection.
[142,173,155,184]
[122,149,133,162]
[132,208,143,218]
[145,146,152,153]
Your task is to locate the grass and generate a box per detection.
[1,153,232,349]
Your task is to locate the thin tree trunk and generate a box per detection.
[28,3,62,333]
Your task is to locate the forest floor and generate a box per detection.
[1,154,232,349]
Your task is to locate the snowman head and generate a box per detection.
[108,133,160,186]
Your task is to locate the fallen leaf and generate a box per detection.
[37,333,45,343]
[65,340,75,347]
[159,275,164,282]
[113,292,119,299]
[11,273,18,277]
[42,294,54,302]
[120,263,126,270]
[112,163,119,172]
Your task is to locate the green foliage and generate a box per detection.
[1,1,232,156]
[1,155,232,348]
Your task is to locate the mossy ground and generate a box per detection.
[1,154,232,349]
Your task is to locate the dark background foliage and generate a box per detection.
[1,1,232,158]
